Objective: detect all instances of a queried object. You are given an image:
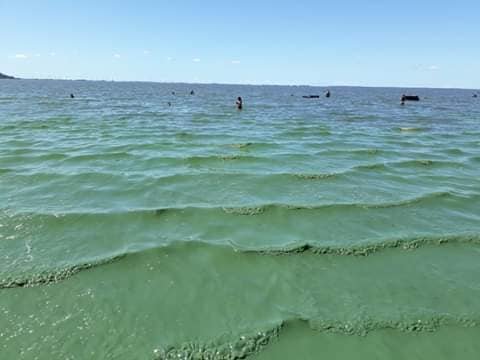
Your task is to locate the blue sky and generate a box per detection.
[1,0,479,88]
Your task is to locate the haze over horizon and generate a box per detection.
[1,0,479,88]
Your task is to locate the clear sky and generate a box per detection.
[1,0,479,88]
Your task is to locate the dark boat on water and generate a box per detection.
[302,95,320,99]
[401,95,420,101]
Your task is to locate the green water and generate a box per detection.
[1,80,480,359]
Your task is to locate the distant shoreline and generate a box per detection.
[0,72,16,80]
[1,75,478,91]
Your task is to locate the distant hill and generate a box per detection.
[0,72,16,79]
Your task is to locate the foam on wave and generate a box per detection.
[2,233,480,289]
[153,315,480,360]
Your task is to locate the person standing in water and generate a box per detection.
[236,97,243,110]
[325,90,331,98]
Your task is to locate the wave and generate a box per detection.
[0,253,125,289]
[142,154,274,166]
[5,151,464,176]
[2,190,470,218]
[0,168,342,191]
[280,127,331,137]
[0,153,69,168]
[2,233,480,289]
[154,322,281,360]
[307,147,386,157]
[292,172,338,180]
[5,169,126,182]
[220,191,465,214]
[397,127,427,132]
[4,168,339,182]
[0,152,74,164]
[444,148,466,156]
[229,142,254,149]
[0,117,74,130]
[348,148,382,155]
[251,233,480,256]
[63,151,136,162]
[0,124,17,131]
[396,159,445,167]
[154,316,480,359]
[0,168,13,174]
[352,159,464,172]
[351,162,388,171]
[2,162,466,186]
[343,114,380,122]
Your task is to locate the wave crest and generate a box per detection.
[154,315,480,359]
[2,234,480,289]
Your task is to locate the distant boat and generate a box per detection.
[401,95,420,101]
[302,95,320,99]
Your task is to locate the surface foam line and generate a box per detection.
[2,234,480,289]
[154,316,480,360]
[0,254,126,289]
[249,233,480,256]
[2,189,474,218]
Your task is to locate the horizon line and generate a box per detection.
[3,76,479,91]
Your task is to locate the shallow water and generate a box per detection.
[1,80,480,359]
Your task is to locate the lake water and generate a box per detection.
[1,80,480,359]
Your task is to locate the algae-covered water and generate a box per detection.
[1,80,480,359]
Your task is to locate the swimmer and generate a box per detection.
[70,93,75,98]
[325,90,331,98]
[236,96,243,110]
[167,102,172,106]
[190,90,195,95]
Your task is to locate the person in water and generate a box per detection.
[70,93,75,98]
[190,90,195,95]
[236,97,243,110]
[325,90,331,98]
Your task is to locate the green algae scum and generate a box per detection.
[1,80,480,359]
